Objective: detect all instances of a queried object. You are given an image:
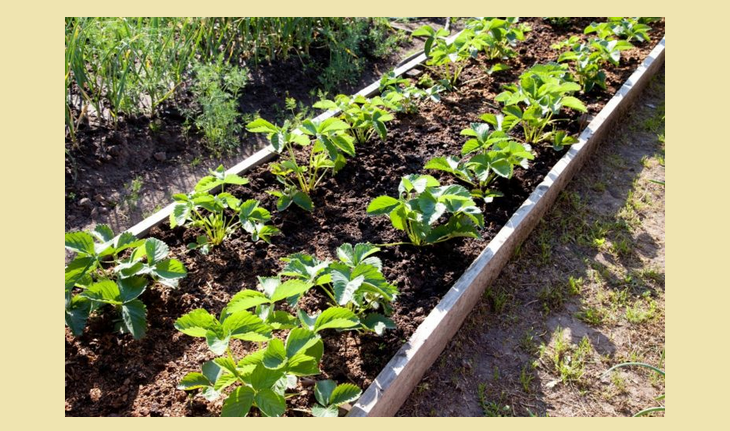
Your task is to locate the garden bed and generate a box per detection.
[65,18,665,417]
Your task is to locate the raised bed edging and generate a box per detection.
[347,37,666,417]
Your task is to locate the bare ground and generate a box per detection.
[398,67,666,417]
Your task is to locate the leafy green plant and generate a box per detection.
[379,71,445,113]
[605,362,665,416]
[184,59,248,153]
[465,17,531,60]
[495,63,587,144]
[585,17,652,43]
[555,36,634,92]
[425,118,534,202]
[281,244,398,333]
[65,225,187,339]
[413,25,478,88]
[312,380,363,417]
[246,117,355,212]
[543,17,572,28]
[170,165,279,253]
[175,256,375,416]
[367,174,485,246]
[314,94,395,144]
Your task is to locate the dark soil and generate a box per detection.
[65,18,665,416]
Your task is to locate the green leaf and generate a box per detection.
[91,225,115,242]
[285,328,320,357]
[65,295,90,336]
[249,365,285,391]
[246,118,277,133]
[174,309,219,337]
[329,383,362,406]
[314,307,360,333]
[118,276,148,302]
[314,379,336,406]
[144,238,169,264]
[292,191,313,212]
[263,339,288,370]
[81,279,121,305]
[270,279,313,303]
[222,310,272,342]
[65,231,96,255]
[177,372,212,391]
[312,404,339,417]
[152,259,187,287]
[255,388,286,417]
[227,290,271,313]
[331,272,364,306]
[122,299,147,339]
[366,196,400,215]
[561,96,587,113]
[361,313,396,335]
[170,203,191,228]
[221,386,255,417]
[65,257,95,291]
[205,331,230,355]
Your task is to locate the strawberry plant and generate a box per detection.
[312,380,363,417]
[585,17,652,43]
[314,94,395,144]
[246,117,355,211]
[555,36,634,92]
[495,63,587,143]
[379,71,445,113]
[466,17,531,60]
[367,174,485,246]
[176,269,370,416]
[425,119,534,202]
[412,25,478,88]
[65,225,187,339]
[170,165,279,253]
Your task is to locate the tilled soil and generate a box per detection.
[65,18,665,416]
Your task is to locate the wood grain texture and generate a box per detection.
[349,37,665,417]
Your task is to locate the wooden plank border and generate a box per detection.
[348,37,666,417]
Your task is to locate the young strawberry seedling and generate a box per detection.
[170,165,279,253]
[65,225,187,339]
[246,117,355,211]
[425,118,534,202]
[311,380,363,417]
[413,25,478,89]
[466,17,531,60]
[367,174,485,246]
[314,94,395,144]
[495,63,586,144]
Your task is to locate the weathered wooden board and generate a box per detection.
[348,37,666,417]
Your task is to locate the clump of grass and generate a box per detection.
[542,327,593,385]
[625,298,658,324]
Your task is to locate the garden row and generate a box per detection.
[65,17,665,417]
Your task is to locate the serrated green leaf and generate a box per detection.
[366,196,400,215]
[222,310,272,342]
[227,290,271,313]
[314,379,336,406]
[122,299,147,339]
[221,386,255,417]
[144,238,169,264]
[152,259,187,287]
[177,372,211,391]
[314,307,360,333]
[255,388,286,417]
[292,191,313,212]
[312,404,339,417]
[285,328,320,357]
[263,339,288,370]
[174,309,219,337]
[270,279,313,303]
[118,276,147,302]
[329,383,362,406]
[65,231,96,255]
[81,279,121,305]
